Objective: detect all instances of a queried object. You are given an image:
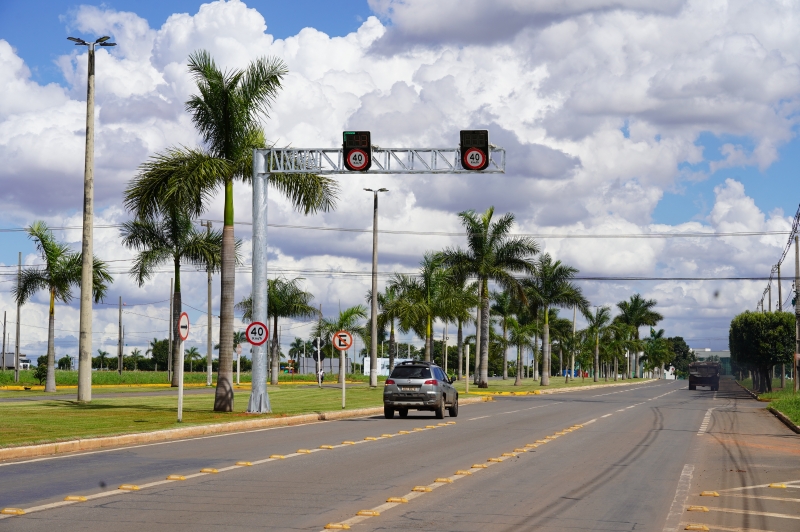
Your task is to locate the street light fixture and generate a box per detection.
[68,35,116,403]
[365,188,388,387]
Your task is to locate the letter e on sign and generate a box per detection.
[333,331,353,351]
[246,321,269,346]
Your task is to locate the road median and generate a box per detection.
[0,396,485,462]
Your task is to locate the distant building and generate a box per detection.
[691,348,731,375]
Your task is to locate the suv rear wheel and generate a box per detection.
[435,398,445,419]
[384,406,394,419]
[448,395,458,417]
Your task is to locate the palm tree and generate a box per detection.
[439,273,479,380]
[184,51,339,411]
[524,253,588,386]
[121,212,222,387]
[129,348,144,371]
[440,207,538,387]
[491,289,514,380]
[388,253,449,362]
[96,349,110,371]
[371,285,402,373]
[583,306,612,382]
[508,317,537,385]
[185,347,202,372]
[237,277,316,385]
[288,337,305,360]
[643,328,671,378]
[13,221,112,392]
[313,305,367,383]
[615,294,663,378]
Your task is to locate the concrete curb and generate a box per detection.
[0,396,486,462]
[734,380,761,400]
[467,379,656,396]
[768,406,800,434]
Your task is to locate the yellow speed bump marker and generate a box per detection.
[769,483,787,488]
[324,524,350,530]
[488,458,503,462]
[413,428,424,432]
[387,497,408,503]
[342,441,356,445]
[166,475,186,481]
[687,506,709,512]
[435,478,453,483]
[437,423,448,426]
[446,421,456,425]
[472,464,488,468]
[684,525,709,531]
[381,434,394,438]
[118,484,140,491]
[455,470,472,475]
[64,496,87,502]
[536,439,548,444]
[320,445,334,450]
[526,444,539,448]
[297,449,312,454]
[364,437,378,441]
[502,452,517,457]
[357,510,380,516]
[270,455,286,459]
[200,468,218,474]
[398,430,410,434]
[412,486,432,492]
[0,508,25,516]
[425,425,437,429]
[235,461,253,467]
[699,491,719,497]
[514,448,528,453]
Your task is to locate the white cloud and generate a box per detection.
[1,0,799,356]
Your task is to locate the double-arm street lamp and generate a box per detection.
[68,35,116,402]
[365,188,388,387]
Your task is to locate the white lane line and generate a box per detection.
[708,507,800,520]
[601,414,613,418]
[723,493,800,503]
[662,464,695,532]
[468,415,490,421]
[584,418,597,424]
[591,383,663,397]
[719,479,800,492]
[468,402,561,421]
[697,408,715,436]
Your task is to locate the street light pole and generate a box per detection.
[364,188,388,387]
[68,35,116,402]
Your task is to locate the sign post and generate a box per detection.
[177,312,189,422]
[333,331,353,409]
[245,321,269,409]
[236,344,242,385]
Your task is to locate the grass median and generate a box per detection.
[0,385,385,448]
[451,376,651,393]
[738,377,800,425]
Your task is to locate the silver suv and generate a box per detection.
[383,361,458,419]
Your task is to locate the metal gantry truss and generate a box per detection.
[255,147,506,174]
[246,144,505,413]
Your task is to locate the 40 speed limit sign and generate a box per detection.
[346,148,369,171]
[245,321,269,346]
[462,147,486,170]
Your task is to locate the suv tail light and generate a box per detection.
[424,379,438,385]
[385,379,395,385]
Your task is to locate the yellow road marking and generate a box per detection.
[235,461,252,466]
[200,468,218,473]
[166,475,186,481]
[386,497,408,503]
[1,508,25,515]
[63,496,86,502]
[118,484,140,491]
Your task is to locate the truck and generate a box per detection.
[688,361,720,391]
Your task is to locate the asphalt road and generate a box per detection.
[1,378,797,531]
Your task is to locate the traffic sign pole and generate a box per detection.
[333,331,353,410]
[177,312,189,422]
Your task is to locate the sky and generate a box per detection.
[1,0,799,364]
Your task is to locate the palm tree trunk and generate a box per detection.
[171,260,182,388]
[634,330,640,379]
[389,320,396,373]
[474,286,481,385]
[541,306,550,386]
[514,344,522,386]
[271,315,279,385]
[457,320,463,380]
[532,334,538,379]
[214,202,235,411]
[594,333,599,382]
[425,314,432,362]
[479,280,490,387]
[614,357,618,381]
[502,319,508,380]
[558,346,563,379]
[45,289,57,392]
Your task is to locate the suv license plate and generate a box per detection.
[400,386,417,391]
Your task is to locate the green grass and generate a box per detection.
[452,376,651,393]
[737,377,800,425]
[0,385,386,448]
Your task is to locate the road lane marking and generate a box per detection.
[591,383,665,397]
[468,415,490,420]
[697,408,715,436]
[718,479,800,492]
[662,464,695,532]
[723,493,800,503]
[601,414,612,418]
[707,507,800,520]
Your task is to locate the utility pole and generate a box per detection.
[768,284,772,312]
[168,278,173,382]
[201,220,213,386]
[68,35,115,403]
[117,296,123,375]
[15,252,21,383]
[2,311,5,372]
[364,188,387,387]
[474,280,481,385]
[795,237,799,394]
[443,324,448,374]
[778,264,783,311]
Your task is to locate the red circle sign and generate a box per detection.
[332,330,353,351]
[245,321,269,346]
[347,149,369,171]
[178,312,190,341]
[463,148,486,170]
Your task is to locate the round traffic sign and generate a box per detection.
[332,330,353,351]
[236,344,242,355]
[245,321,269,346]
[346,148,369,171]
[178,312,190,341]
[463,147,486,170]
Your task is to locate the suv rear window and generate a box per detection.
[390,366,432,379]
